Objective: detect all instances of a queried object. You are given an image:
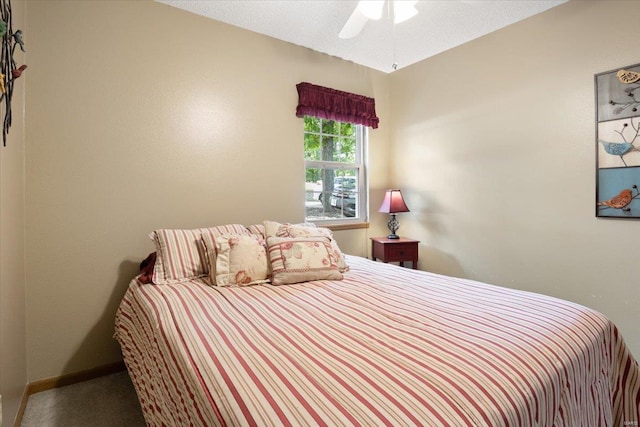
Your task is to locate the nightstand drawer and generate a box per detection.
[386,244,418,261]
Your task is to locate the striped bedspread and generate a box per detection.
[115,255,640,426]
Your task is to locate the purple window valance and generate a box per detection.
[296,82,379,129]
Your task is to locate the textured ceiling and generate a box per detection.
[157,0,568,73]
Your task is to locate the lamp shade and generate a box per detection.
[378,189,410,214]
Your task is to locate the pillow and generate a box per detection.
[150,224,249,284]
[204,234,269,287]
[263,220,316,239]
[264,220,282,239]
[277,223,329,238]
[269,222,350,273]
[138,252,157,284]
[266,236,343,285]
[202,224,251,241]
[246,223,266,239]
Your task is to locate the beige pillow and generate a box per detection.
[204,234,269,287]
[266,236,343,285]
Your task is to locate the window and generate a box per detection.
[304,116,367,223]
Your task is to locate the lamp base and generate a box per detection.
[386,214,400,240]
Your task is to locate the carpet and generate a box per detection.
[20,371,145,426]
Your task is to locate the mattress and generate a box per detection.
[115,255,640,426]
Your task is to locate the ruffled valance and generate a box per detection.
[296,82,379,129]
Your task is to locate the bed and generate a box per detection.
[114,223,640,426]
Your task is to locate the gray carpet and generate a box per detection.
[21,371,146,427]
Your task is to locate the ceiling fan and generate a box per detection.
[339,0,419,39]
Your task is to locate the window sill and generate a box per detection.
[323,222,369,232]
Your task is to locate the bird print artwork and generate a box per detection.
[0,0,27,146]
[597,118,640,167]
[599,139,638,166]
[597,63,640,123]
[599,140,635,156]
[617,69,640,84]
[596,64,640,218]
[11,64,26,79]
[12,29,23,52]
[609,86,640,116]
[597,185,639,213]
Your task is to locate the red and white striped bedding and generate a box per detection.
[115,255,640,426]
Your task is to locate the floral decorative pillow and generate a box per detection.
[266,236,343,285]
[268,222,350,273]
[205,234,270,287]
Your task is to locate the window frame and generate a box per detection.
[303,117,368,226]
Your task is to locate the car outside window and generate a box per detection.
[304,116,367,223]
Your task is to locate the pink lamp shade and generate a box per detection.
[378,189,410,214]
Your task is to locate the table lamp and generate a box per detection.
[378,189,410,239]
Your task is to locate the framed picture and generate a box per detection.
[595,62,640,218]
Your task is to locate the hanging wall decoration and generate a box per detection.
[0,0,26,147]
[595,62,640,218]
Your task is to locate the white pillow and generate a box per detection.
[203,234,270,287]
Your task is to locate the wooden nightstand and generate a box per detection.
[370,237,419,269]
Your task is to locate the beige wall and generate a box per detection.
[0,0,27,423]
[390,0,640,358]
[25,0,389,381]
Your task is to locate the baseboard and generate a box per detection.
[14,387,29,427]
[12,361,126,427]
[27,361,126,395]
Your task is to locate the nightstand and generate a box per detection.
[370,237,419,269]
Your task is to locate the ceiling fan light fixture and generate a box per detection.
[358,0,384,20]
[393,0,419,24]
[340,0,419,40]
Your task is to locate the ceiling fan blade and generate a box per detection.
[338,7,369,39]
